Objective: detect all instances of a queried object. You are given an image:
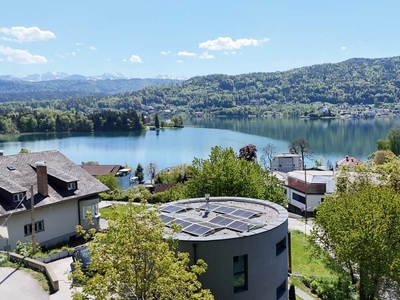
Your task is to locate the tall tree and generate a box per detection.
[71,204,214,300]
[238,144,257,162]
[259,143,276,170]
[387,127,400,155]
[185,146,286,206]
[311,170,400,300]
[154,113,160,129]
[289,138,313,169]
[135,163,144,183]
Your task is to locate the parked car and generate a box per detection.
[71,246,91,272]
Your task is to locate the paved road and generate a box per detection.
[48,256,81,300]
[0,267,49,300]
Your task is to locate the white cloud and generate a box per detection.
[161,50,171,55]
[223,51,236,55]
[0,45,47,64]
[340,46,347,50]
[89,46,97,51]
[177,60,184,63]
[199,51,215,59]
[0,58,4,61]
[0,26,55,42]
[177,51,196,57]
[76,42,83,46]
[122,58,127,62]
[199,36,269,50]
[129,54,142,63]
[71,51,76,56]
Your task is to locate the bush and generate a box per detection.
[301,275,357,300]
[15,240,41,258]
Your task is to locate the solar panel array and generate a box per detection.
[199,203,259,219]
[160,202,264,237]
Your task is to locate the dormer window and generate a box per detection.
[67,182,77,191]
[13,192,25,202]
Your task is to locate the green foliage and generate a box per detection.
[377,139,390,151]
[373,150,396,165]
[301,276,356,300]
[185,146,287,206]
[15,240,42,258]
[311,171,400,300]
[19,147,30,154]
[171,115,183,127]
[71,203,214,300]
[95,174,118,191]
[154,113,160,129]
[157,165,188,184]
[387,127,400,155]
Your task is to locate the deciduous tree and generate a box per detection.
[311,171,400,300]
[289,138,313,170]
[238,144,257,162]
[387,127,400,155]
[185,146,286,206]
[71,204,214,300]
[259,143,276,170]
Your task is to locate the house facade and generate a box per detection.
[81,164,135,190]
[0,150,108,250]
[160,197,288,300]
[271,153,302,172]
[286,170,336,216]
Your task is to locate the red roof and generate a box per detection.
[336,156,362,166]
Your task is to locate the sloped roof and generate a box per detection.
[0,150,109,216]
[80,165,121,176]
[336,156,362,166]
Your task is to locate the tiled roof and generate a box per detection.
[0,150,109,216]
[336,156,362,166]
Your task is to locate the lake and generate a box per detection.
[0,116,399,171]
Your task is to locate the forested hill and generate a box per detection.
[0,78,181,102]
[126,56,400,108]
[1,56,400,111]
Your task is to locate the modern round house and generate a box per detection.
[160,196,288,300]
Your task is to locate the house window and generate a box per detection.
[24,220,45,236]
[13,192,25,202]
[82,204,99,220]
[276,279,287,299]
[67,182,77,190]
[293,192,306,204]
[233,254,248,293]
[276,237,287,255]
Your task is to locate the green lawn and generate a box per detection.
[290,230,334,278]
[100,203,147,220]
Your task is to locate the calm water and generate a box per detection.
[0,116,399,171]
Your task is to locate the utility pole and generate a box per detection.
[30,184,36,255]
[304,165,308,234]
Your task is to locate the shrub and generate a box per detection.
[15,240,41,258]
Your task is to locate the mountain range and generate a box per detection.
[0,72,186,82]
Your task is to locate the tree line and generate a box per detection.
[0,109,145,134]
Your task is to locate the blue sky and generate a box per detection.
[1,0,400,78]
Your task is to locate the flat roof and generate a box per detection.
[160,197,288,241]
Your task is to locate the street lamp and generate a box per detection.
[205,193,210,216]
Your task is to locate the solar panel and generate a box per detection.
[227,220,251,232]
[172,219,192,229]
[160,214,174,225]
[209,215,235,227]
[214,205,237,214]
[161,205,186,213]
[183,224,213,236]
[230,209,257,219]
[199,203,220,211]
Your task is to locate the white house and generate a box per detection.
[285,170,336,216]
[0,150,109,250]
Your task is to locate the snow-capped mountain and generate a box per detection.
[0,72,185,82]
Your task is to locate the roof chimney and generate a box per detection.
[346,155,349,162]
[0,150,3,156]
[36,161,48,197]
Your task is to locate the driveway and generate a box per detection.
[0,267,49,300]
[48,256,79,300]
